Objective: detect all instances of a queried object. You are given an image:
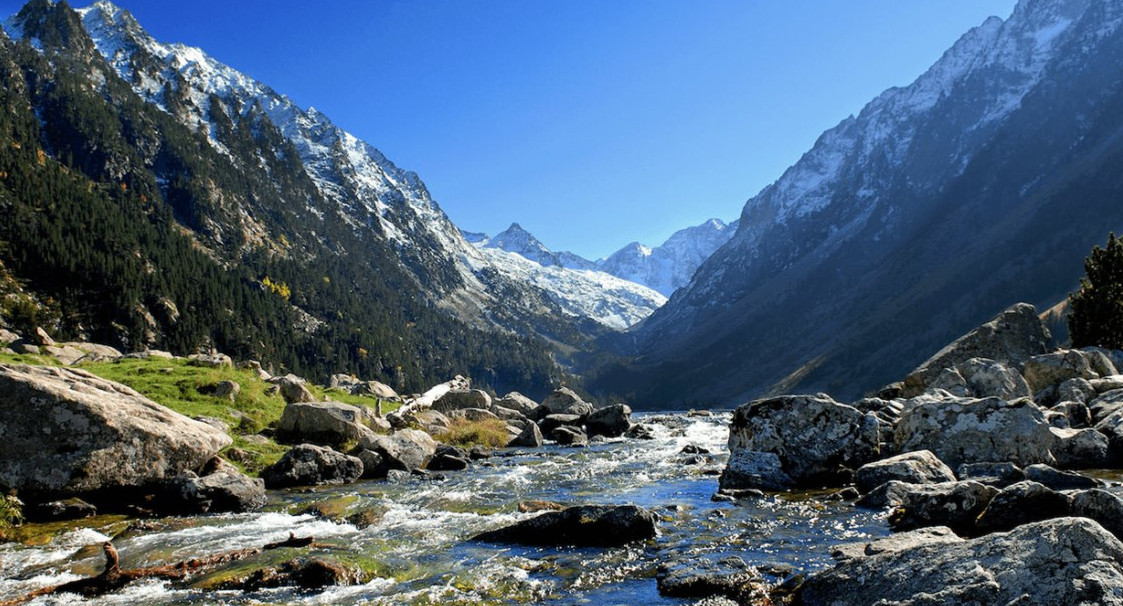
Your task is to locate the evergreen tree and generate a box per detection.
[1069,233,1123,349]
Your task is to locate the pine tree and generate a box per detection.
[1069,233,1123,349]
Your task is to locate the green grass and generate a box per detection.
[312,386,403,417]
[434,418,511,449]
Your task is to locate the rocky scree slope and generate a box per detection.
[604,0,1123,407]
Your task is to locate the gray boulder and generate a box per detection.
[854,450,956,494]
[549,426,589,447]
[901,303,1050,397]
[538,413,583,435]
[507,422,544,448]
[973,480,1073,535]
[727,394,880,486]
[472,505,657,547]
[888,480,999,534]
[428,444,471,471]
[261,444,363,488]
[797,518,1123,606]
[1023,350,1104,393]
[413,409,452,435]
[1023,463,1100,490]
[432,389,493,413]
[0,364,230,499]
[956,462,1026,488]
[584,404,632,438]
[448,407,500,423]
[894,396,1058,468]
[1058,377,1097,404]
[495,392,541,418]
[957,357,1032,399]
[831,526,962,561]
[540,387,594,416]
[1049,426,1112,468]
[274,374,317,404]
[357,429,437,477]
[276,401,378,448]
[719,450,794,492]
[1070,489,1123,540]
[163,458,265,513]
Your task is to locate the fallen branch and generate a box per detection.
[0,534,318,605]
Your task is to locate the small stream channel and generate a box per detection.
[0,412,890,605]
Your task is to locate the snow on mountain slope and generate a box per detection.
[68,0,664,334]
[598,218,738,297]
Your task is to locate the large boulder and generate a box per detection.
[507,422,544,448]
[901,303,1051,397]
[261,444,363,488]
[719,450,794,491]
[431,389,493,413]
[540,387,594,416]
[797,518,1123,606]
[273,374,317,404]
[495,392,541,419]
[973,480,1072,534]
[472,505,657,547]
[894,396,1058,468]
[956,357,1033,400]
[854,450,956,494]
[356,429,437,477]
[726,394,880,486]
[584,404,632,438]
[0,364,230,500]
[276,401,378,448]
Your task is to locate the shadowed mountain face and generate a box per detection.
[599,0,1123,408]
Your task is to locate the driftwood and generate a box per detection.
[0,534,319,606]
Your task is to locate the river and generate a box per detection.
[0,412,889,605]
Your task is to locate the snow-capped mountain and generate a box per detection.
[56,0,665,338]
[604,0,1123,406]
[598,218,738,297]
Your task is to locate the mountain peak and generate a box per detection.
[485,223,559,267]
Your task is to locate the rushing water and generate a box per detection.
[0,412,889,605]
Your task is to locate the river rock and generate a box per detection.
[973,480,1072,535]
[276,401,377,449]
[626,424,658,440]
[894,396,1057,468]
[164,458,266,513]
[1049,427,1112,468]
[538,413,583,435]
[28,498,98,522]
[490,405,529,423]
[432,389,493,413]
[472,504,657,547]
[273,374,317,404]
[507,421,544,448]
[584,404,632,438]
[1070,489,1123,540]
[550,426,589,447]
[888,480,999,534]
[797,517,1123,606]
[719,450,794,491]
[831,526,963,561]
[428,445,471,471]
[0,364,231,499]
[495,392,541,418]
[540,387,594,416]
[1023,463,1100,490]
[357,429,437,477]
[854,450,956,494]
[727,394,880,486]
[901,303,1051,397]
[261,444,363,488]
[956,462,1025,488]
[855,480,916,509]
[656,557,769,603]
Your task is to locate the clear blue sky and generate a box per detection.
[4,0,1018,259]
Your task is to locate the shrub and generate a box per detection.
[434,418,511,449]
[0,495,23,529]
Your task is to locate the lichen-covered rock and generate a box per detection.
[1048,427,1112,469]
[797,518,1123,606]
[957,357,1032,400]
[719,450,794,491]
[276,401,377,448]
[894,396,1058,468]
[0,364,230,499]
[854,450,956,494]
[888,480,999,534]
[261,444,363,488]
[973,480,1072,534]
[472,505,657,547]
[1023,350,1103,393]
[901,303,1050,397]
[726,394,880,486]
[431,389,493,413]
[495,392,541,418]
[956,462,1026,488]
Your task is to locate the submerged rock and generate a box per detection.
[797,518,1123,606]
[472,505,657,547]
[656,557,769,603]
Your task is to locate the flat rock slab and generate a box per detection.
[472,505,657,547]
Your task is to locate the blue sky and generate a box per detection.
[4,0,1018,259]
